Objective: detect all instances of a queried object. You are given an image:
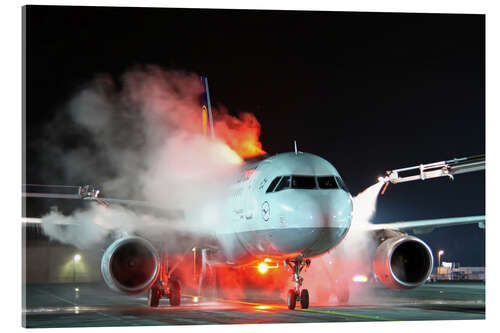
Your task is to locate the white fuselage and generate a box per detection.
[212,152,353,263]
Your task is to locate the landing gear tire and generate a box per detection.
[300,289,309,309]
[287,289,297,310]
[148,287,160,307]
[168,280,181,306]
[285,256,311,310]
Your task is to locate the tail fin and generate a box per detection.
[201,75,215,138]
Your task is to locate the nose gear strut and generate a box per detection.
[284,255,311,310]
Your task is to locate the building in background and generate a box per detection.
[432,262,485,281]
[23,224,102,284]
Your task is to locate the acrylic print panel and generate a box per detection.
[22,5,485,328]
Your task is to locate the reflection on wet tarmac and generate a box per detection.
[23,282,485,328]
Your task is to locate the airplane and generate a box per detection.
[23,76,486,310]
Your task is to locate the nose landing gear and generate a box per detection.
[285,255,311,310]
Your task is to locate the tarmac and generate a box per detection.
[23,281,485,327]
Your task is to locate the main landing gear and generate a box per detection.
[285,255,311,310]
[148,252,181,307]
[148,279,181,307]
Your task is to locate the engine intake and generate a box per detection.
[101,236,160,294]
[373,236,433,289]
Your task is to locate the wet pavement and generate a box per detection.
[23,281,485,327]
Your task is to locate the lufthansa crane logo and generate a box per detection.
[201,105,208,136]
[261,201,270,222]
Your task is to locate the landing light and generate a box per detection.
[258,262,269,274]
[193,296,199,303]
[254,305,271,310]
[352,274,368,283]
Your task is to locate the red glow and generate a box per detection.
[213,109,266,159]
[161,238,376,307]
[170,252,290,301]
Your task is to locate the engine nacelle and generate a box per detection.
[373,235,433,289]
[101,236,160,294]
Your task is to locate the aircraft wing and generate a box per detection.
[361,215,485,235]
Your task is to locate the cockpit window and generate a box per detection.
[266,177,282,193]
[291,176,317,189]
[317,176,339,189]
[274,176,291,192]
[265,174,349,193]
[335,176,349,192]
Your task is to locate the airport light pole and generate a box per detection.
[437,250,444,278]
[192,248,196,282]
[438,250,444,267]
[73,254,81,284]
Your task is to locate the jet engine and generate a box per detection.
[101,236,160,294]
[373,235,433,289]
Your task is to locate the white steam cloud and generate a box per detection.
[41,67,246,249]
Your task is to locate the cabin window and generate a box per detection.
[274,176,291,192]
[266,177,282,193]
[317,176,339,189]
[291,176,317,189]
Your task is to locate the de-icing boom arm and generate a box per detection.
[385,154,485,184]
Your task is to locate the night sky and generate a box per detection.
[25,6,485,265]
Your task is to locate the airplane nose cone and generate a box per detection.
[294,191,353,256]
[296,191,352,229]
